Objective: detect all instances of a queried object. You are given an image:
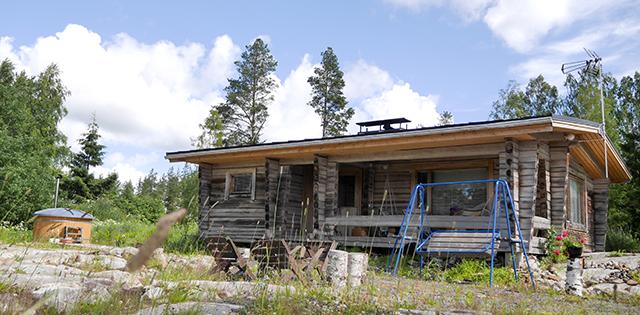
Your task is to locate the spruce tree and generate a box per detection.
[307,47,354,137]
[202,38,277,146]
[73,114,105,171]
[438,110,454,126]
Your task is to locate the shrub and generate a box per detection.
[75,197,127,221]
[116,194,165,223]
[606,228,640,252]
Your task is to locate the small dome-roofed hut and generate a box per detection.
[32,208,94,243]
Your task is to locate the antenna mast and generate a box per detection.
[561,48,608,179]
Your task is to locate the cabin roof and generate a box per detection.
[33,208,94,220]
[166,115,631,183]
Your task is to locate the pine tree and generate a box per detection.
[307,47,354,137]
[205,38,278,146]
[438,110,454,126]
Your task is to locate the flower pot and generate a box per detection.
[567,246,583,259]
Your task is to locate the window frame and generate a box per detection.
[224,168,257,200]
[567,175,586,227]
[427,167,489,216]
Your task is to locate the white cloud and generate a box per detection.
[385,0,494,20]
[510,17,640,85]
[1,24,443,181]
[91,151,160,183]
[267,57,442,140]
[344,60,394,100]
[386,0,629,54]
[0,24,233,153]
[265,54,321,141]
[483,0,613,53]
[353,83,440,131]
[345,60,440,130]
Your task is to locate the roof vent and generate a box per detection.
[356,118,411,135]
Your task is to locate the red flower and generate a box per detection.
[554,249,561,256]
[555,235,563,241]
[562,230,569,237]
[580,238,587,244]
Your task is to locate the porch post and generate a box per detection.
[499,139,520,217]
[518,141,538,248]
[549,145,570,228]
[592,179,609,252]
[198,163,213,236]
[314,155,338,237]
[265,158,281,238]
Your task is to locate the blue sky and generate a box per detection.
[1,0,639,182]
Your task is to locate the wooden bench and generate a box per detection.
[416,230,501,256]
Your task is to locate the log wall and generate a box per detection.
[549,145,570,228]
[198,164,266,243]
[518,141,538,245]
[592,179,609,251]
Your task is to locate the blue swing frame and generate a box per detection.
[385,179,536,288]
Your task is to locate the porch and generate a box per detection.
[266,140,554,254]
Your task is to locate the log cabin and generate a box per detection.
[166,115,630,254]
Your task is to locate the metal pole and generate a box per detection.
[54,177,60,208]
[599,64,609,179]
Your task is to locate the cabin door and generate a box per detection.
[301,165,315,235]
[338,166,363,236]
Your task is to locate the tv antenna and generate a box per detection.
[561,48,608,179]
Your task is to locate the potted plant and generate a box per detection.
[563,234,585,259]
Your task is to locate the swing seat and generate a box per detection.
[416,229,501,256]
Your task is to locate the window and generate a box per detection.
[224,169,256,200]
[231,174,252,194]
[431,168,488,215]
[339,175,356,207]
[569,177,584,225]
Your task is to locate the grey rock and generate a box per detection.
[396,309,438,315]
[31,282,110,312]
[142,286,164,300]
[582,268,617,286]
[135,302,242,315]
[91,270,143,289]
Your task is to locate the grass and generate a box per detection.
[0,217,207,256]
[91,218,156,248]
[153,264,226,282]
[0,222,31,244]
[244,271,640,315]
[78,258,110,273]
[90,218,207,255]
[63,290,145,315]
[442,260,516,286]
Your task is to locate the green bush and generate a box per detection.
[116,194,165,223]
[72,194,165,223]
[606,228,640,252]
[75,197,127,221]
